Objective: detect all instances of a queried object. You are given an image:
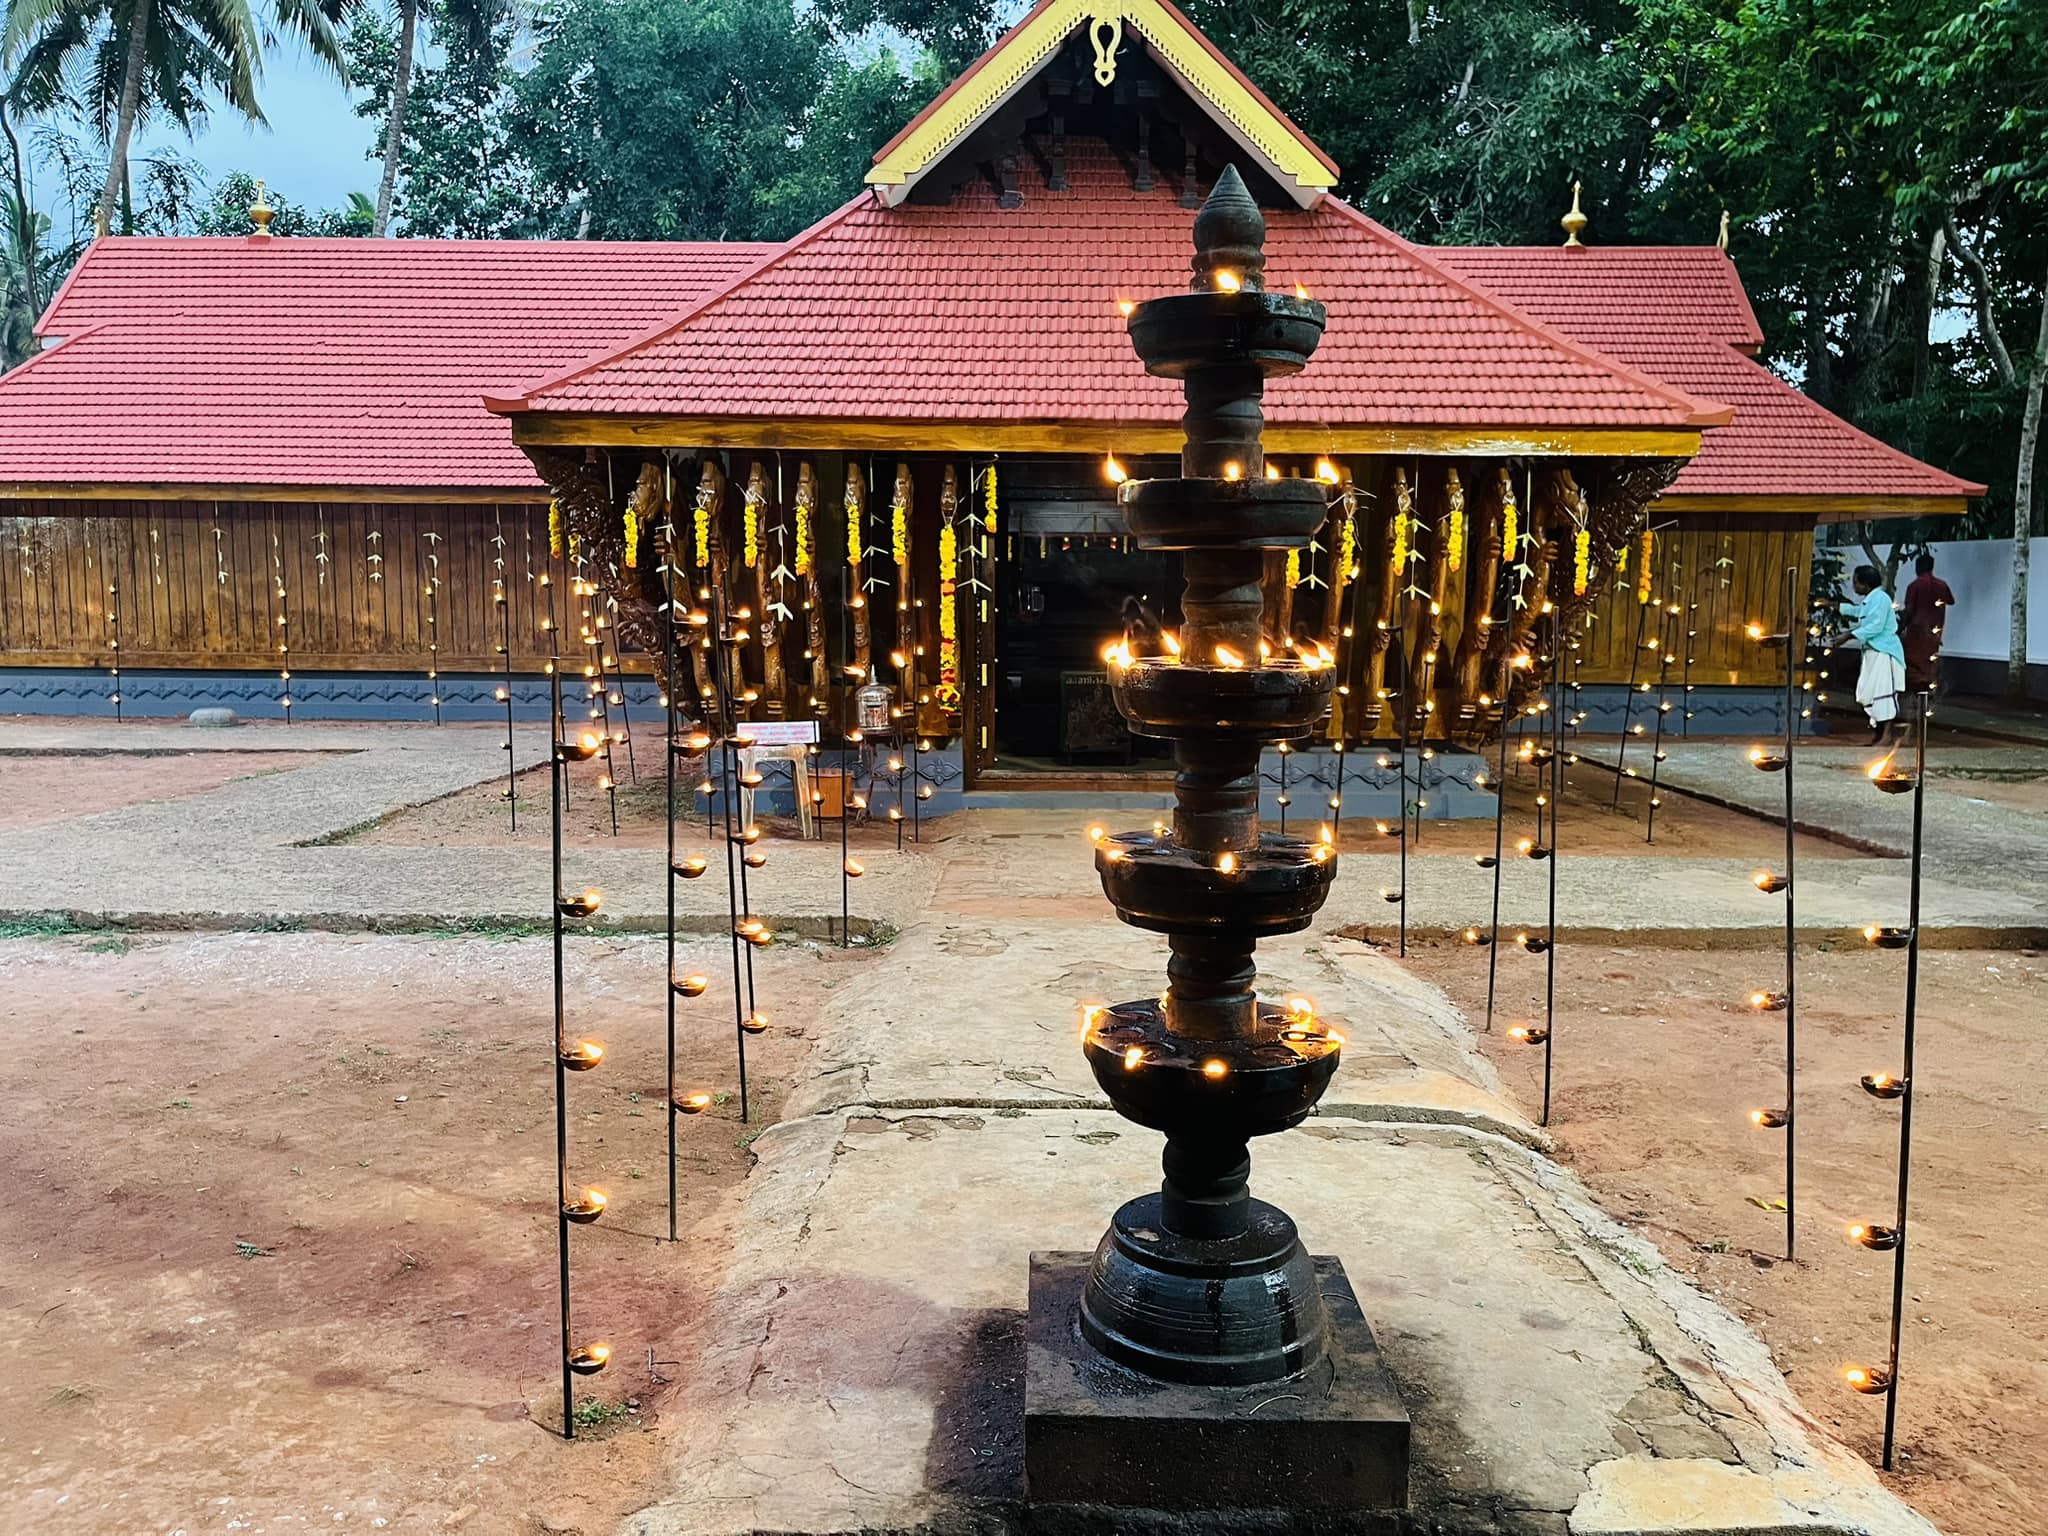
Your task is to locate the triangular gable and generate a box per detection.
[867,0,1340,208]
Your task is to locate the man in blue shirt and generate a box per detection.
[1835,564,1906,744]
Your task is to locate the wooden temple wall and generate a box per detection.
[1,479,1814,739]
[0,499,569,671]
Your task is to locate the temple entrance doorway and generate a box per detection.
[987,525,1180,781]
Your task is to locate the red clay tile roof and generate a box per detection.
[494,146,1729,435]
[1,236,772,493]
[1433,246,1983,505]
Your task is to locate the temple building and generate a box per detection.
[0,0,1980,796]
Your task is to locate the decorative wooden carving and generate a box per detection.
[843,461,872,675]
[797,461,828,714]
[744,461,787,717]
[1450,466,1506,736]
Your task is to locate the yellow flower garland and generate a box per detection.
[742,495,760,569]
[795,487,813,576]
[1636,529,1655,604]
[985,461,998,535]
[1391,511,1409,574]
[693,494,711,569]
[891,493,908,570]
[1285,547,1301,589]
[1446,484,1466,574]
[1501,490,1518,562]
[1573,528,1590,595]
[1337,507,1357,581]
[548,501,563,558]
[846,493,860,569]
[622,507,639,569]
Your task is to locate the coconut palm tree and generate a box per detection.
[2,0,346,237]
[370,0,505,235]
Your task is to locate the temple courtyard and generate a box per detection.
[1,716,2043,1536]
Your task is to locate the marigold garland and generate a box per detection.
[742,493,760,569]
[795,484,814,576]
[1636,529,1655,604]
[1573,528,1591,595]
[1337,506,1357,581]
[1285,547,1301,589]
[622,507,639,569]
[939,519,959,694]
[890,490,908,570]
[985,461,998,534]
[1391,510,1410,574]
[1615,542,1628,573]
[1501,487,1518,561]
[846,489,860,569]
[693,491,711,569]
[548,501,564,558]
[1445,482,1466,574]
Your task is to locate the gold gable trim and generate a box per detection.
[866,0,1338,206]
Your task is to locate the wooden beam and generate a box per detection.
[506,413,1705,461]
[0,482,550,504]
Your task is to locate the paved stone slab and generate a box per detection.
[786,917,1538,1144]
[622,1109,1934,1536]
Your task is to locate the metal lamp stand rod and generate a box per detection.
[1782,571,1798,1260]
[1484,651,1511,1031]
[1881,690,1929,1470]
[1611,598,1648,807]
[664,597,679,1243]
[1645,594,1675,843]
[500,584,518,831]
[1541,604,1562,1127]
[708,571,753,1123]
[1395,604,1411,958]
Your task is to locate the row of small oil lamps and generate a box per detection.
[1741,725,1920,1398]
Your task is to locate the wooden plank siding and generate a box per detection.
[0,500,582,672]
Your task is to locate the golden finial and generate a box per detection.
[1561,180,1588,247]
[250,179,275,240]
[1716,209,1731,251]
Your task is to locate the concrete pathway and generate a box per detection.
[2,721,2043,947]
[619,814,1939,1535]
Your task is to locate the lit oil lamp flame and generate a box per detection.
[1201,1058,1230,1079]
[1216,851,1238,876]
[1264,463,1281,481]
[1294,283,1310,300]
[1314,457,1339,484]
[1161,632,1181,658]
[1222,461,1243,482]
[676,1091,713,1115]
[1214,269,1242,293]
[1104,453,1128,484]
[1087,825,1106,843]
[844,858,864,877]
[1123,1045,1145,1071]
[1116,297,1135,318]
[1214,645,1246,669]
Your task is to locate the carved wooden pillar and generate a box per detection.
[1408,466,1453,739]
[744,462,787,717]
[1361,464,1407,737]
[1450,465,1505,740]
[843,462,873,676]
[796,462,828,714]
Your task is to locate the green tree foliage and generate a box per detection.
[192,167,373,234]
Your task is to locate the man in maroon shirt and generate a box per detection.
[1902,552,1956,701]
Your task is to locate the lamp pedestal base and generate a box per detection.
[1024,1251,1409,1513]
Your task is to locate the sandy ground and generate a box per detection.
[1403,939,2048,1536]
[0,752,308,834]
[0,929,866,1534]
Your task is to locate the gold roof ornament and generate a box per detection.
[1717,209,1731,251]
[1561,180,1588,247]
[250,179,275,240]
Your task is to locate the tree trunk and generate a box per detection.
[1,99,35,326]
[2011,277,2048,698]
[95,0,151,238]
[372,0,420,238]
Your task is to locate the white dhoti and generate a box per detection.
[1856,648,1905,726]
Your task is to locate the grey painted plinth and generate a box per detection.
[1025,1252,1409,1514]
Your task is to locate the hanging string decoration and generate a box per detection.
[1445,472,1466,575]
[314,506,331,587]
[938,466,961,712]
[1637,529,1656,605]
[794,475,813,576]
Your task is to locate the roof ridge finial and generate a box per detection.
[1716,208,1731,251]
[1561,179,1588,248]
[1190,164,1265,292]
[250,179,275,241]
